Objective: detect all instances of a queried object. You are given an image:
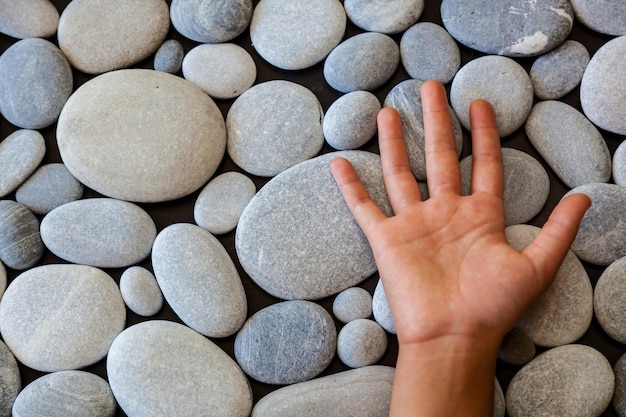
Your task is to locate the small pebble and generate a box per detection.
[333,286,373,323]
[0,0,59,39]
[0,339,20,417]
[170,0,253,43]
[153,39,184,74]
[613,352,626,417]
[0,129,46,198]
[337,319,388,368]
[594,256,626,344]
[323,91,380,150]
[530,40,590,100]
[614,140,626,187]
[15,163,84,215]
[372,279,396,334]
[343,0,424,34]
[498,328,536,366]
[570,0,626,36]
[0,200,44,270]
[119,266,164,317]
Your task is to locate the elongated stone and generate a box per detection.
[0,200,44,270]
[0,0,59,39]
[0,130,46,198]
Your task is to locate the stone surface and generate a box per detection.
[530,40,589,100]
[337,319,387,368]
[0,264,125,372]
[614,140,626,187]
[384,79,463,181]
[613,352,626,417]
[525,100,611,188]
[450,55,534,137]
[107,320,252,417]
[170,0,253,43]
[594,256,626,344]
[333,287,373,323]
[0,130,46,197]
[323,32,399,93]
[57,0,170,74]
[580,36,626,135]
[0,38,73,129]
[152,223,247,338]
[15,163,84,215]
[494,379,505,417]
[0,0,59,39]
[323,91,380,150]
[0,339,20,417]
[41,198,156,268]
[234,300,336,385]
[498,328,536,366]
[236,151,391,300]
[183,43,256,99]
[0,200,44,270]
[57,69,226,203]
[119,266,163,317]
[226,80,324,177]
[153,39,184,73]
[343,0,424,34]
[570,0,626,36]
[441,0,574,57]
[12,371,116,417]
[0,261,5,298]
[250,0,346,70]
[372,279,396,334]
[251,366,394,417]
[506,344,614,417]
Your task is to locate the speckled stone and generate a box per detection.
[107,320,252,417]
[530,40,589,100]
[494,379,505,417]
[613,352,626,417]
[372,279,395,334]
[0,339,20,417]
[441,0,574,57]
[226,80,324,177]
[333,287,373,323]
[594,256,626,344]
[400,22,461,83]
[506,344,614,417]
[183,43,256,99]
[580,36,626,135]
[0,200,43,270]
[252,366,394,417]
[15,163,84,215]
[0,130,45,198]
[153,39,184,74]
[344,0,423,34]
[324,32,399,93]
[614,141,626,187]
[570,0,626,36]
[384,79,463,181]
[12,371,116,417]
[450,55,534,137]
[170,0,253,43]
[119,266,163,317]
[337,319,387,368]
[498,328,536,366]
[323,91,380,150]
[0,261,5,298]
[250,0,346,70]
[525,100,610,188]
[0,264,125,372]
[57,0,170,74]
[0,0,59,39]
[236,151,391,300]
[506,224,593,347]
[0,38,73,129]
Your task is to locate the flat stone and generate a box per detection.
[333,286,373,323]
[0,0,59,39]
[170,0,253,43]
[324,32,399,93]
[505,344,614,417]
[250,0,346,70]
[0,130,45,197]
[323,91,380,150]
[0,200,43,270]
[400,22,461,83]
[593,256,626,344]
[57,0,170,74]
[614,141,626,187]
[343,0,423,34]
[570,0,626,36]
[613,352,626,416]
[226,80,324,177]
[384,79,463,181]
[530,40,590,100]
[580,36,626,135]
[194,171,256,235]
[41,198,156,268]
[119,266,163,317]
[15,163,84,215]
[107,320,252,417]
[372,279,396,334]
[450,55,534,137]
[0,264,125,372]
[183,43,256,99]
[152,223,247,338]
[0,339,20,417]
[153,39,184,74]
[498,328,536,366]
[0,38,73,129]
[506,224,593,347]
[236,151,391,300]
[12,371,116,417]
[461,148,550,226]
[57,69,226,203]
[251,366,394,417]
[337,319,387,368]
[441,0,574,57]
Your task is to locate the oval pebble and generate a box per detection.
[614,140,626,187]
[530,40,590,100]
[107,320,252,417]
[0,0,59,39]
[15,163,84,215]
[153,39,184,74]
[570,0,626,36]
[250,0,346,70]
[57,0,170,74]
[57,69,226,203]
[119,266,163,317]
[0,264,125,372]
[0,130,46,198]
[613,352,626,417]
[324,32,399,93]
[594,257,626,344]
[0,38,73,129]
[343,0,424,34]
[0,339,20,417]
[498,328,536,366]
[337,319,387,368]
[372,279,395,334]
[12,371,116,417]
[323,91,380,150]
[0,200,44,270]
[251,366,394,417]
[505,344,614,417]
[226,80,324,177]
[170,0,253,43]
[333,287,373,323]
[152,223,247,338]
[183,43,256,99]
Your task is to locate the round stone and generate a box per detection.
[614,140,626,187]
[15,163,84,215]
[170,0,253,43]
[153,39,184,74]
[0,129,46,198]
[323,91,380,150]
[594,256,626,344]
[182,43,256,99]
[613,352,626,416]
[0,264,126,372]
[570,0,626,36]
[343,0,424,34]
[234,300,337,385]
[0,38,73,129]
[107,320,252,417]
[530,40,590,100]
[372,279,396,334]
[0,0,59,39]
[57,69,226,203]
[450,55,534,137]
[57,0,170,74]
[333,287,373,323]
[193,171,256,235]
[226,80,324,177]
[323,32,399,93]
[337,319,388,368]
[250,0,346,70]
[0,339,20,417]
[0,200,44,270]
[498,327,536,366]
[119,266,163,317]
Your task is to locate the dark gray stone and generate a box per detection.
[0,340,20,417]
[170,0,253,43]
[594,256,626,344]
[333,286,373,324]
[337,319,387,368]
[614,140,626,187]
[15,163,84,215]
[613,352,626,417]
[498,328,536,366]
[530,40,590,100]
[0,200,43,270]
[344,0,423,34]
[0,130,46,198]
[570,0,626,36]
[0,0,59,39]
[153,39,184,74]
[119,266,163,317]
[372,279,395,334]
[323,91,380,150]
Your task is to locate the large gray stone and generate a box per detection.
[119,266,163,317]
[594,257,626,344]
[0,339,20,417]
[0,130,45,198]
[0,0,59,39]
[170,0,253,43]
[570,0,626,36]
[530,40,589,100]
[343,0,423,34]
[0,200,43,270]
[323,91,380,151]
[337,319,387,368]
[15,163,84,215]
